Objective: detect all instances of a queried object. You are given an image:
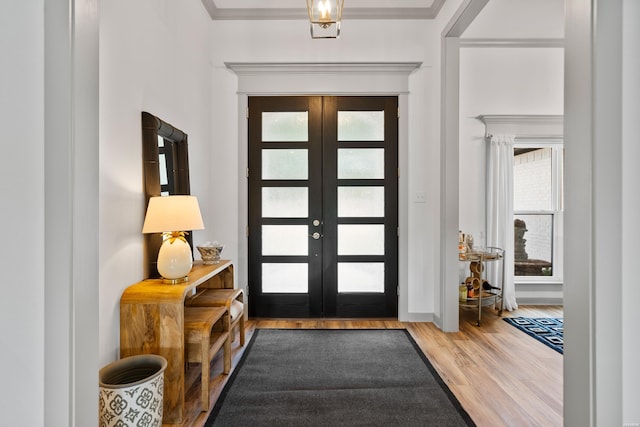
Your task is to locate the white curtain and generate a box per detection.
[486,134,518,311]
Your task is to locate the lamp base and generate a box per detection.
[157,236,193,283]
[162,276,189,285]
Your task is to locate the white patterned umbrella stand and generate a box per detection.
[99,354,167,427]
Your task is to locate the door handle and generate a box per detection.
[310,219,323,239]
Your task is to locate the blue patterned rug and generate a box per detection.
[503,317,563,354]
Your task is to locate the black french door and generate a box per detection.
[248,96,398,318]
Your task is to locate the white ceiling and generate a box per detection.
[463,0,564,39]
[201,0,446,20]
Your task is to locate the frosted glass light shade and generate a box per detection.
[306,0,345,39]
[142,195,204,234]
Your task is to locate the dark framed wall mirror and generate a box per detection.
[141,111,192,278]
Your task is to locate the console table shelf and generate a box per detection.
[120,260,237,424]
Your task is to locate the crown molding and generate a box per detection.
[226,62,423,75]
[478,115,564,139]
[460,38,564,48]
[225,62,423,95]
[201,0,445,20]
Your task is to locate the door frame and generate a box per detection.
[247,95,399,318]
[226,62,421,321]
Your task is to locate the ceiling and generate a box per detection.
[201,0,447,20]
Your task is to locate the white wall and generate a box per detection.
[207,1,465,321]
[2,1,99,425]
[99,0,215,365]
[0,3,45,425]
[458,0,564,303]
[622,1,640,421]
[564,0,640,423]
[459,47,564,236]
[462,0,564,39]
[96,0,467,388]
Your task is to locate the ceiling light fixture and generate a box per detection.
[306,0,345,39]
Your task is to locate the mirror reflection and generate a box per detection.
[141,111,191,278]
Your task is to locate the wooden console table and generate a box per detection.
[120,260,235,424]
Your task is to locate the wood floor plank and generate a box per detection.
[171,305,563,427]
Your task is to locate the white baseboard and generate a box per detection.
[516,297,564,305]
[399,312,435,323]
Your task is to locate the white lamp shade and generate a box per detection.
[142,195,204,234]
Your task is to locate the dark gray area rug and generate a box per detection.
[206,329,475,426]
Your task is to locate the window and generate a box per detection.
[513,142,563,282]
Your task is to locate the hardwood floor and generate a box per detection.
[173,305,563,427]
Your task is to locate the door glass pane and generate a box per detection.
[262,225,308,256]
[338,111,384,141]
[338,186,384,217]
[262,187,308,218]
[338,148,384,179]
[338,224,384,255]
[338,262,384,293]
[514,214,553,276]
[263,263,308,293]
[262,149,308,180]
[514,147,552,211]
[262,112,308,142]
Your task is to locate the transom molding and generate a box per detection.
[225,62,423,95]
[478,115,564,139]
[225,62,423,75]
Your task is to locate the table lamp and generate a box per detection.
[142,195,205,283]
